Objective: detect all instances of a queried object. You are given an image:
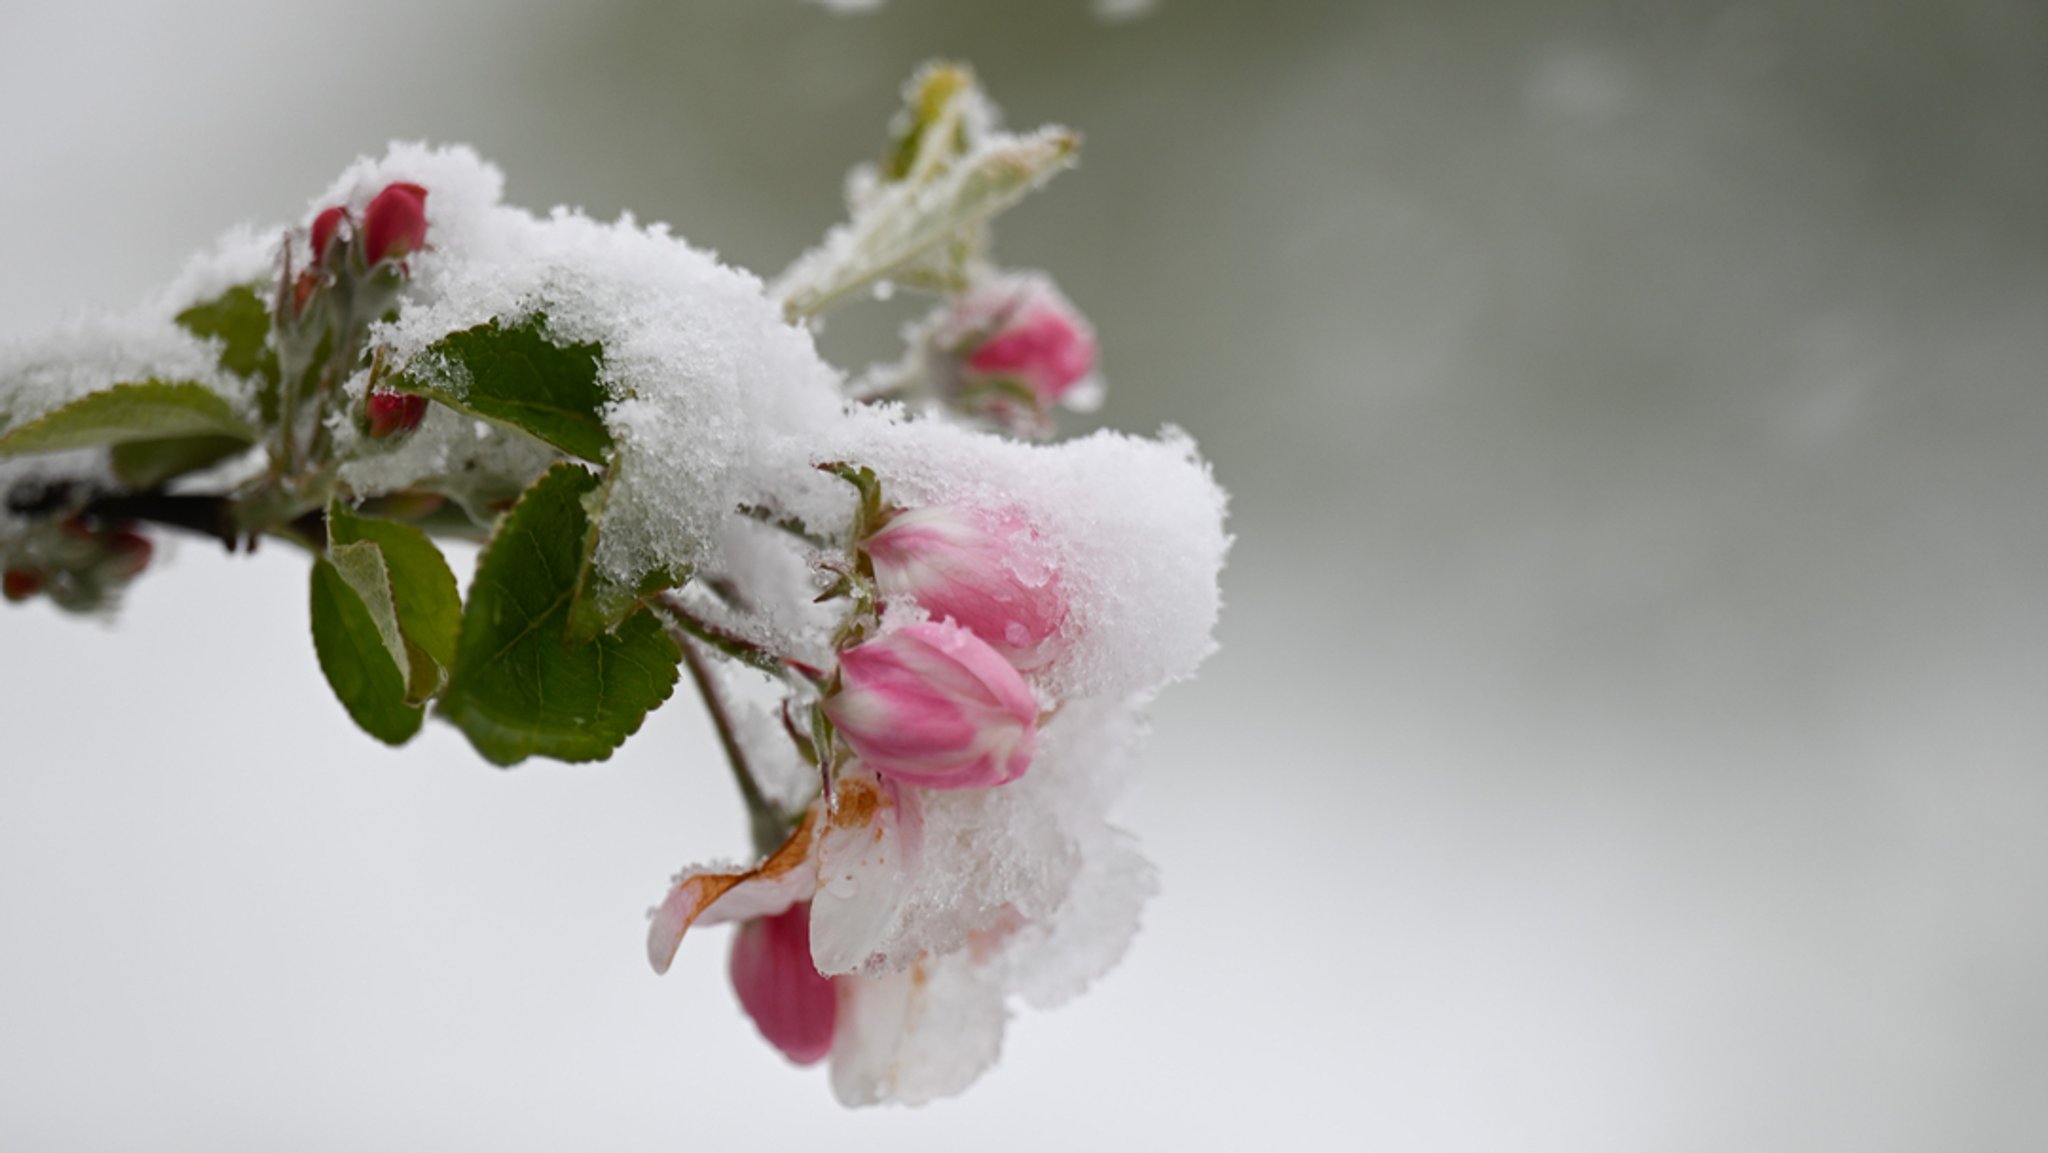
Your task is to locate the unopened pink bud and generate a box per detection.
[824,620,1038,791]
[364,388,428,438]
[933,273,1098,432]
[729,902,837,1066]
[310,206,347,262]
[865,506,1064,671]
[362,182,429,266]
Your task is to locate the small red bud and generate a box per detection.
[3,568,42,602]
[365,388,429,438]
[310,206,347,262]
[362,182,429,266]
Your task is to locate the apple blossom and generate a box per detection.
[823,620,1038,790]
[864,505,1065,671]
[928,271,1099,434]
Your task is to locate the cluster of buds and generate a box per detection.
[274,182,434,463]
[2,516,153,613]
[669,487,1073,1083]
[923,272,1100,437]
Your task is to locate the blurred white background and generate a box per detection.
[4,2,2047,1149]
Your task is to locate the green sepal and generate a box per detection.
[387,316,613,463]
[0,381,257,456]
[437,463,681,766]
[310,551,425,746]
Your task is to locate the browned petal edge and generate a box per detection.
[647,806,821,974]
[759,804,822,880]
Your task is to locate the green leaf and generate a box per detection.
[388,316,612,463]
[175,283,281,422]
[329,503,462,701]
[565,459,687,644]
[0,381,256,456]
[108,434,251,488]
[330,541,410,675]
[438,463,681,766]
[310,552,424,746]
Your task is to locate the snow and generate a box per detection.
[2,134,1228,1108]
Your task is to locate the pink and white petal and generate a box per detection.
[810,765,923,977]
[828,950,1010,1108]
[646,808,821,975]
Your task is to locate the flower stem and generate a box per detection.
[653,591,824,684]
[676,634,788,857]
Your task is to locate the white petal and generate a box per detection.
[809,765,922,976]
[828,951,1009,1108]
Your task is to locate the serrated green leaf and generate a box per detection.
[175,283,281,422]
[310,554,424,746]
[438,463,680,766]
[0,381,256,456]
[108,434,251,488]
[388,316,612,463]
[329,501,462,679]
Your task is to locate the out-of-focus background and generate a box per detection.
[4,1,2046,1149]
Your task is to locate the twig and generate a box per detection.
[676,634,787,857]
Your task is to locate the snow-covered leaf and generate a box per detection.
[0,381,255,455]
[777,129,1079,318]
[387,316,612,463]
[566,460,686,644]
[174,283,281,421]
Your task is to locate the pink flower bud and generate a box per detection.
[824,620,1038,791]
[865,506,1064,671]
[364,388,428,438]
[362,182,429,266]
[932,273,1098,433]
[310,206,347,262]
[729,902,838,1066]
